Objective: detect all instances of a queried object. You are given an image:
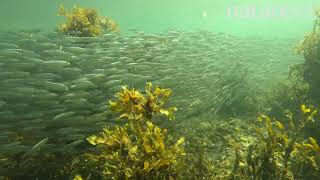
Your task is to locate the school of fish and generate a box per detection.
[0,29,303,156]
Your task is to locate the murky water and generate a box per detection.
[0,1,318,179]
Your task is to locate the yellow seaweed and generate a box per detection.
[84,82,185,179]
[57,5,120,36]
[109,82,177,121]
[301,104,311,114]
[73,175,83,180]
[275,120,285,130]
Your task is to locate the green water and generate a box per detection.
[0,0,318,37]
[1,0,320,179]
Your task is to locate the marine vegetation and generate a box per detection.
[231,114,293,179]
[109,82,177,121]
[284,7,320,144]
[268,7,320,127]
[80,82,185,179]
[291,137,320,179]
[294,7,320,103]
[231,104,320,180]
[267,64,309,119]
[289,105,320,179]
[57,5,120,36]
[0,145,83,180]
[295,7,320,58]
[181,141,216,179]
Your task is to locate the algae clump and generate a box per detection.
[231,104,320,180]
[294,8,320,103]
[83,82,185,179]
[57,5,120,37]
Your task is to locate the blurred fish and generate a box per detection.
[43,60,70,68]
[67,139,84,147]
[0,43,19,49]
[0,29,303,156]
[31,137,48,150]
[22,137,49,158]
[53,111,76,121]
[44,81,69,92]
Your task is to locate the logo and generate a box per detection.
[226,5,315,20]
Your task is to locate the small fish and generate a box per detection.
[67,140,84,147]
[0,43,19,49]
[53,111,76,121]
[31,137,49,151]
[43,60,70,68]
[22,137,49,158]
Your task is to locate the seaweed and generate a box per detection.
[179,139,216,179]
[0,147,82,180]
[109,82,177,121]
[81,82,185,179]
[268,8,320,122]
[231,114,293,179]
[57,5,120,37]
[231,104,320,180]
[291,137,320,179]
[294,7,320,104]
